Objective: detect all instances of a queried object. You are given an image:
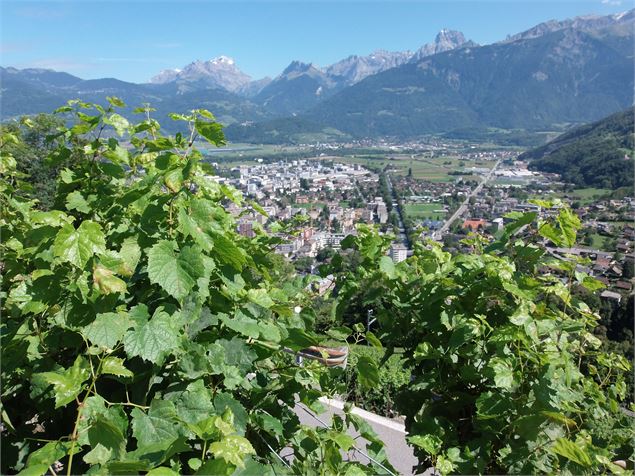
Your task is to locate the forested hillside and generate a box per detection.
[523,107,634,189]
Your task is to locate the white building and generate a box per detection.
[390,244,408,263]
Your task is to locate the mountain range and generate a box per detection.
[1,10,633,143]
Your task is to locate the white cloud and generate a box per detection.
[601,0,623,5]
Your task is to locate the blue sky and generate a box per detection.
[0,0,629,83]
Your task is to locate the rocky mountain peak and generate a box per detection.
[410,29,475,63]
[150,56,251,92]
[282,61,315,76]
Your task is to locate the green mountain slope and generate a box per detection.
[522,107,634,189]
[305,25,633,138]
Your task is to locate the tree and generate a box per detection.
[316,246,336,262]
[3,113,75,209]
[293,256,314,274]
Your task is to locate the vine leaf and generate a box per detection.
[356,355,380,389]
[93,264,127,295]
[25,441,72,468]
[87,416,126,461]
[101,357,133,378]
[195,120,225,146]
[379,256,396,278]
[124,308,181,364]
[552,438,592,467]
[486,357,515,390]
[131,400,181,446]
[83,312,131,350]
[209,435,255,468]
[34,356,90,408]
[53,220,106,268]
[65,190,91,213]
[147,240,205,300]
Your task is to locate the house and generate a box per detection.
[600,290,622,302]
[462,219,488,232]
[615,281,632,292]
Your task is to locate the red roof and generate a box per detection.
[462,219,488,231]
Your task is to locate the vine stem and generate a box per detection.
[201,440,208,462]
[67,357,102,476]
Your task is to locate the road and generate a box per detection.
[386,174,410,248]
[432,159,501,241]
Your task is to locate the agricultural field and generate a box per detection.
[201,142,306,163]
[328,154,497,182]
[559,188,612,205]
[404,203,447,220]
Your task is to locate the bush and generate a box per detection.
[340,346,411,417]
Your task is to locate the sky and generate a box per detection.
[0,0,630,83]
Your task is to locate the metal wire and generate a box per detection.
[254,428,293,470]
[296,403,399,476]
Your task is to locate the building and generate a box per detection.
[390,244,408,263]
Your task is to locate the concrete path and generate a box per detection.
[291,397,429,475]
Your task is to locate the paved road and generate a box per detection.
[432,159,501,241]
[290,397,430,475]
[386,174,410,248]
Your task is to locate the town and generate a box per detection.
[207,145,635,307]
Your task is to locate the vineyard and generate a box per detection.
[1,101,633,475]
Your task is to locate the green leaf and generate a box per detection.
[30,210,74,227]
[246,288,274,308]
[211,232,246,270]
[53,220,106,268]
[556,208,580,248]
[16,464,49,476]
[356,355,380,389]
[103,143,130,165]
[329,432,356,451]
[131,400,181,446]
[486,357,515,390]
[88,416,126,460]
[146,468,179,476]
[164,167,184,193]
[167,379,215,425]
[365,331,383,349]
[35,356,90,408]
[26,441,71,467]
[124,308,180,364]
[93,264,127,294]
[101,357,133,378]
[219,312,260,339]
[283,328,319,351]
[147,240,205,300]
[104,113,129,136]
[379,255,396,278]
[195,120,225,146]
[195,459,235,476]
[65,190,91,213]
[83,443,112,465]
[106,96,126,107]
[408,434,442,456]
[83,312,131,350]
[476,391,512,419]
[209,435,255,469]
[118,239,141,276]
[552,438,592,467]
